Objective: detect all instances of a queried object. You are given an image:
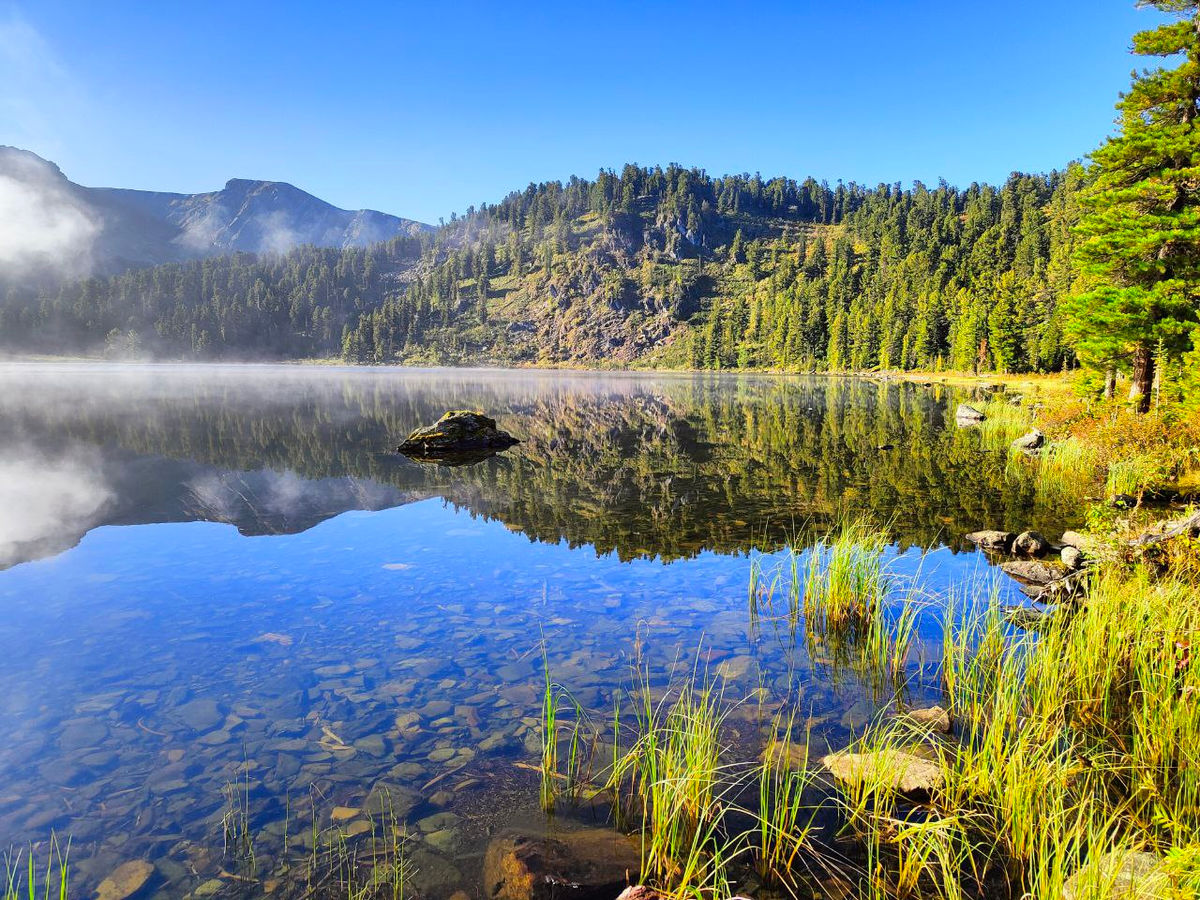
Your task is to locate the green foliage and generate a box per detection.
[1067,3,1200,408]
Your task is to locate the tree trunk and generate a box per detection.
[1129,344,1155,414]
[1103,367,1116,401]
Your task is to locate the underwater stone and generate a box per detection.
[904,705,951,734]
[482,829,640,900]
[96,860,154,900]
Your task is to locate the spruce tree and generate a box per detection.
[1068,1,1200,410]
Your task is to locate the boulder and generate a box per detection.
[482,829,640,900]
[965,530,1015,553]
[1011,429,1045,454]
[1013,531,1049,557]
[955,404,986,424]
[1001,559,1068,586]
[821,749,942,796]
[1059,530,1090,549]
[1061,546,1084,571]
[1062,849,1168,900]
[397,411,519,458]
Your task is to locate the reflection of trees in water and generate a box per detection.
[0,368,1076,562]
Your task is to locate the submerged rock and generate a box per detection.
[955,403,986,424]
[1011,429,1045,454]
[821,749,942,796]
[482,829,640,900]
[397,411,519,459]
[902,705,951,734]
[96,861,154,900]
[965,530,1015,553]
[1062,849,1167,900]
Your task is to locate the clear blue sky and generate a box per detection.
[0,1,1167,224]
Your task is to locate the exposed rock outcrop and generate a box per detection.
[397,411,520,459]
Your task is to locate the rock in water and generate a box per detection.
[397,411,519,458]
[483,829,640,900]
[965,530,1015,553]
[821,749,942,796]
[1001,559,1068,586]
[955,403,986,424]
[903,705,951,734]
[1013,530,1049,556]
[1011,429,1045,454]
[97,861,154,900]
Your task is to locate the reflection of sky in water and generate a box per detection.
[0,366,1062,898]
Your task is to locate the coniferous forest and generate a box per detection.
[0,167,1087,375]
[1,0,1197,405]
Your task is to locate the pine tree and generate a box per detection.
[1068,1,1200,410]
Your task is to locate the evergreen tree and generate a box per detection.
[1068,1,1200,411]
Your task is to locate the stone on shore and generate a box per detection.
[1001,559,1068,586]
[1061,546,1084,570]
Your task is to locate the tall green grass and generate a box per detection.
[2,838,69,900]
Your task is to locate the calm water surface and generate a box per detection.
[0,364,1076,899]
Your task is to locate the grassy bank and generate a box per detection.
[539,500,1200,898]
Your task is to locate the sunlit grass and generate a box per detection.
[2,838,69,900]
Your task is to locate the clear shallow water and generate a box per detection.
[0,364,1076,899]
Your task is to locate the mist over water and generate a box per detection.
[0,363,1077,899]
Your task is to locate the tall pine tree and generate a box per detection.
[1068,0,1200,411]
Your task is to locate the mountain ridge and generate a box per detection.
[0,146,430,283]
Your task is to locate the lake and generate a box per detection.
[0,364,1076,900]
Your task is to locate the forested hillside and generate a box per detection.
[0,163,1087,372]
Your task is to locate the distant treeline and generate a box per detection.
[0,163,1086,373]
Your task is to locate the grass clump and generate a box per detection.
[802,520,890,635]
[2,838,69,900]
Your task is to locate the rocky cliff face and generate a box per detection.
[0,146,429,285]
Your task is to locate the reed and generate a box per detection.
[1034,436,1099,501]
[2,837,70,900]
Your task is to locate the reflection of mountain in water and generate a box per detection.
[0,365,1078,567]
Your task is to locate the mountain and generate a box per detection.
[0,146,430,285]
[2,161,1086,373]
